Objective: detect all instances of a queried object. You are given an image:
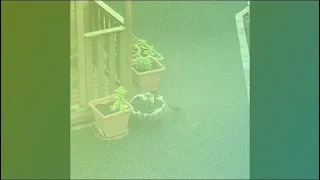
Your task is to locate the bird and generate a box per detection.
[151,91,183,112]
[166,102,183,112]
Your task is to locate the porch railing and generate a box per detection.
[74,0,132,107]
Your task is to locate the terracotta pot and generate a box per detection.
[88,95,133,139]
[132,57,165,93]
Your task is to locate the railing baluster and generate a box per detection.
[70,1,78,69]
[104,34,109,75]
[89,2,94,31]
[85,38,94,102]
[104,13,110,51]
[75,2,87,105]
[97,36,106,97]
[87,1,93,32]
[70,2,77,43]
[108,19,112,28]
[108,34,117,93]
[104,13,110,29]
[115,33,121,79]
[123,0,133,91]
[118,31,130,88]
[94,4,100,31]
[113,20,118,28]
[99,8,105,30]
[89,2,98,60]
[83,1,90,33]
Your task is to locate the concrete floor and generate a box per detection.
[71,1,249,179]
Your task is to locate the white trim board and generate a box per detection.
[235,6,250,103]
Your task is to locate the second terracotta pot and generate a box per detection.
[132,57,165,93]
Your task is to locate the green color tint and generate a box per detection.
[1,2,70,179]
[251,1,319,179]
[71,1,250,179]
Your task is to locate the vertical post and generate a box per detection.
[97,36,106,98]
[83,1,90,33]
[70,1,77,70]
[119,32,127,86]
[99,9,105,30]
[83,1,94,103]
[75,2,87,106]
[92,3,99,31]
[115,32,121,78]
[70,2,77,45]
[89,2,98,60]
[123,0,133,91]
[108,34,117,94]
[85,38,93,102]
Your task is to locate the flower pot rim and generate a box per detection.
[132,57,165,75]
[88,95,133,119]
[130,93,166,117]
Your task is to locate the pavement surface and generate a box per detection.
[71,1,250,179]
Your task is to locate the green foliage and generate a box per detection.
[141,46,156,57]
[134,39,156,57]
[110,86,129,112]
[134,39,146,45]
[134,57,153,72]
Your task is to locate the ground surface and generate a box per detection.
[71,2,250,179]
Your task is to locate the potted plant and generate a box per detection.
[132,56,165,93]
[133,37,164,61]
[134,39,156,57]
[129,92,166,123]
[89,86,133,140]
